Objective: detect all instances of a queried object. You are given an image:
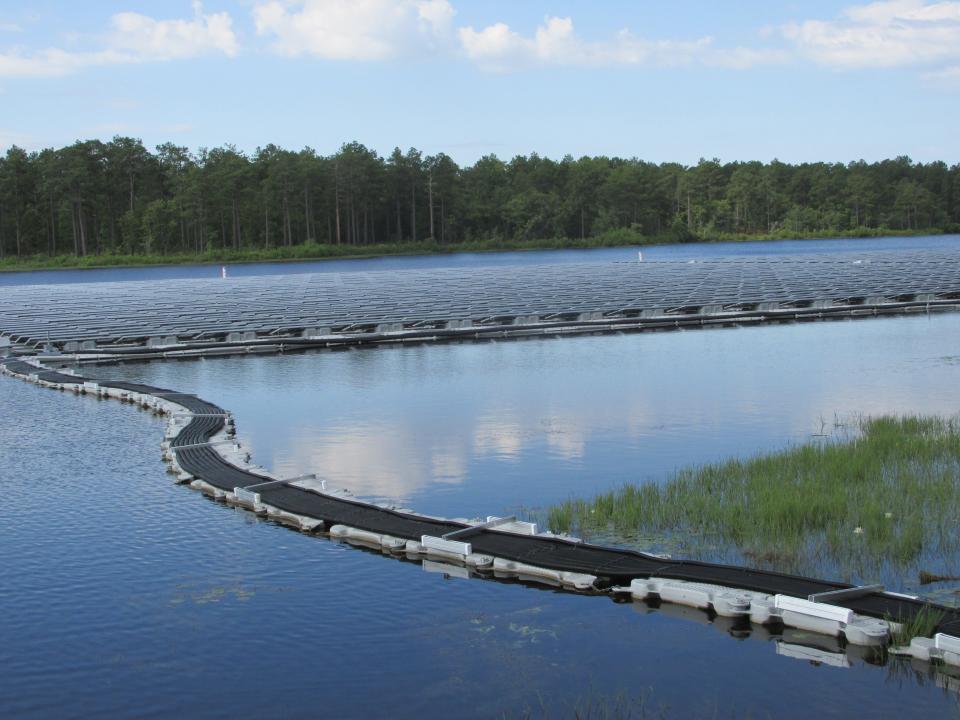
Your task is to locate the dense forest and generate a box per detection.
[0,137,958,260]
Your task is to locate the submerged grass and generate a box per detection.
[547,416,960,579]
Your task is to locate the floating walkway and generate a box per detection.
[2,251,960,361]
[4,355,960,670]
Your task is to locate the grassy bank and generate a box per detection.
[0,226,949,273]
[0,236,622,272]
[546,416,960,580]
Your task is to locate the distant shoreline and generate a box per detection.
[0,227,950,274]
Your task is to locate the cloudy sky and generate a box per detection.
[1,0,958,164]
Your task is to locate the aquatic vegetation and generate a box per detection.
[889,605,946,646]
[546,416,960,579]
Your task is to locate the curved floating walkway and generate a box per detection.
[5,355,960,668]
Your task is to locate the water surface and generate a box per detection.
[4,237,960,717]
[1,232,956,286]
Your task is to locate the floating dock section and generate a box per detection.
[4,355,960,669]
[2,251,960,361]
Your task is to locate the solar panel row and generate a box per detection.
[1,251,958,348]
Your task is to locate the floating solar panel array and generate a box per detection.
[1,250,959,352]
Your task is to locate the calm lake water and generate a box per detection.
[1,232,959,286]
[3,235,960,718]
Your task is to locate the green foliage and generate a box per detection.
[592,225,647,246]
[546,416,960,580]
[0,140,958,263]
[668,215,696,243]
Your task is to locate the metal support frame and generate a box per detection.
[171,439,236,451]
[443,515,517,540]
[172,412,231,418]
[808,584,884,603]
[244,473,317,492]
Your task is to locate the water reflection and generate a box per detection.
[473,414,525,461]
[98,312,960,524]
[276,420,469,500]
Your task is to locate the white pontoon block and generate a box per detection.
[263,505,325,532]
[421,535,472,561]
[774,595,889,645]
[775,595,850,636]
[492,558,596,590]
[487,517,538,535]
[891,633,960,668]
[629,578,762,619]
[936,633,960,667]
[232,486,262,511]
[189,479,224,499]
[328,524,407,551]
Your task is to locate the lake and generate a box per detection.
[3,235,960,718]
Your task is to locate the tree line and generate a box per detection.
[0,137,958,259]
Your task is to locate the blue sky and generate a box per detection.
[1,0,958,165]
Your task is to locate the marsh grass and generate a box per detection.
[546,416,960,578]
[889,605,946,646]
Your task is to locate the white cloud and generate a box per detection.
[247,1,959,78]
[0,22,23,33]
[0,2,237,78]
[783,0,960,68]
[458,15,782,72]
[253,0,454,60]
[108,1,238,60]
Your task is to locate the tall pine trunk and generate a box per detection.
[428,173,434,241]
[77,202,88,256]
[48,196,57,256]
[71,203,78,255]
[410,183,416,242]
[395,196,402,241]
[334,165,342,245]
[303,185,311,242]
[232,196,241,249]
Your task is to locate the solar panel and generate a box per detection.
[1,251,957,349]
